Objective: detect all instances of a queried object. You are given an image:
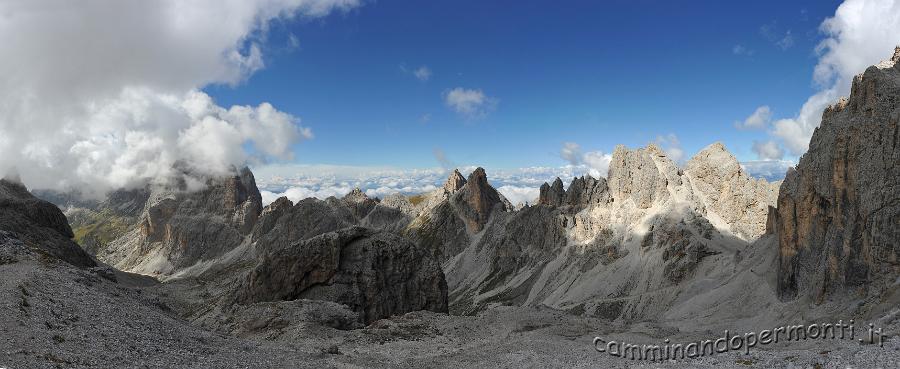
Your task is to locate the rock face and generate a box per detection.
[607,144,674,209]
[235,227,448,324]
[250,197,354,252]
[404,168,512,261]
[445,142,781,320]
[94,167,263,276]
[54,142,781,328]
[342,188,377,220]
[443,169,467,192]
[381,193,416,216]
[60,187,151,256]
[565,176,609,207]
[776,48,900,302]
[538,178,565,206]
[140,167,262,241]
[685,143,780,241]
[0,179,95,267]
[405,201,471,261]
[539,176,609,208]
[451,167,513,233]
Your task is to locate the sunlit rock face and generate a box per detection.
[445,142,781,320]
[685,142,780,242]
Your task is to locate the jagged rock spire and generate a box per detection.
[452,167,507,232]
[443,169,467,192]
[538,177,565,206]
[343,187,369,203]
[539,175,609,207]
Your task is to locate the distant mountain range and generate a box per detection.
[2,47,899,368]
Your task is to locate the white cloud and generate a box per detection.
[740,160,794,181]
[777,30,795,50]
[560,142,612,178]
[654,134,685,163]
[762,0,900,157]
[261,185,353,205]
[582,151,613,179]
[0,0,358,196]
[497,185,539,207]
[444,87,497,119]
[760,21,794,50]
[732,44,755,56]
[252,163,604,206]
[734,105,772,130]
[560,142,583,164]
[752,140,785,160]
[413,66,432,81]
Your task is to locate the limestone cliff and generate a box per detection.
[776,47,900,302]
[685,142,780,241]
[93,167,262,275]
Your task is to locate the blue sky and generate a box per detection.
[206,0,842,169]
[5,0,896,202]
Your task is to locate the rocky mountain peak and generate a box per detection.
[452,167,509,232]
[565,175,609,206]
[443,169,467,192]
[1,168,21,185]
[341,188,378,221]
[466,167,487,187]
[538,177,565,206]
[0,179,95,267]
[551,177,564,190]
[645,143,667,157]
[686,142,742,179]
[684,142,778,241]
[342,188,370,203]
[607,144,674,209]
[0,177,31,200]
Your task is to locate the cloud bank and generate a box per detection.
[254,155,789,209]
[253,163,606,207]
[0,0,359,197]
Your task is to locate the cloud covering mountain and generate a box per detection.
[0,0,359,197]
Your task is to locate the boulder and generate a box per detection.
[235,226,448,324]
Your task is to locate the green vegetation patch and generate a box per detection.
[72,209,134,252]
[407,194,426,206]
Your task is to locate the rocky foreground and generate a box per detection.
[2,49,900,368]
